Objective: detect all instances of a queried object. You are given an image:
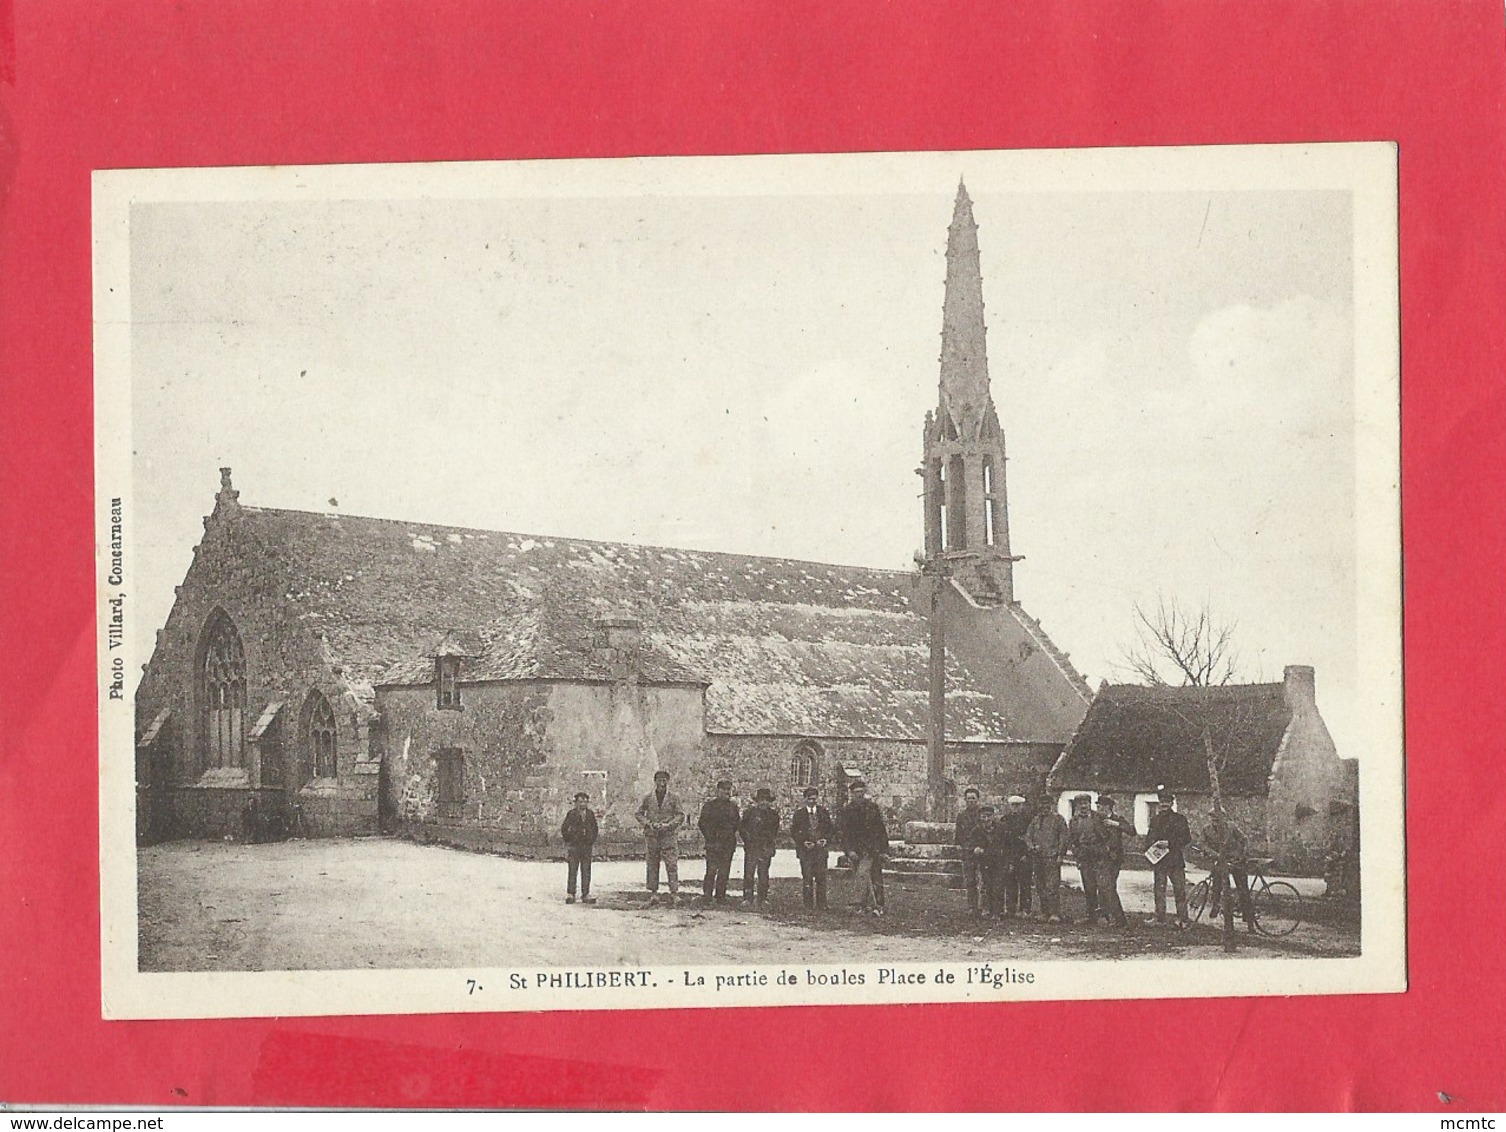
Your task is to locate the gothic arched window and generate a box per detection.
[790,740,822,788]
[200,610,247,770]
[307,691,338,778]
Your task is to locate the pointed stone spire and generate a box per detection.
[939,179,991,439]
[921,182,1016,605]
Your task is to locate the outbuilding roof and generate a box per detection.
[233,504,1085,743]
[1050,682,1295,795]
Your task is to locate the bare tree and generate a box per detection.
[1121,594,1241,688]
[1118,594,1254,949]
[1116,594,1254,814]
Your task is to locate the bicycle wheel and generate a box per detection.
[1253,880,1303,937]
[1187,878,1210,922]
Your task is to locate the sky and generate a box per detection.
[126,157,1366,759]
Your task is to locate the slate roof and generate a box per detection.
[1051,683,1294,796]
[232,504,1084,743]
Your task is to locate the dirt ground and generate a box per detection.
[137,837,1360,972]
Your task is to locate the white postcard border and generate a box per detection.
[95,143,1404,1020]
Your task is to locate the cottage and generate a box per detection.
[1047,667,1357,872]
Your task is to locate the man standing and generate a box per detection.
[636,769,683,904]
[1204,805,1257,931]
[977,805,1007,917]
[955,786,987,916]
[738,787,780,908]
[1094,795,1132,928]
[790,785,835,912]
[1145,785,1191,928]
[696,779,741,905]
[560,791,599,905]
[840,780,889,916]
[1066,794,1108,925]
[1001,794,1033,917]
[1026,797,1068,924]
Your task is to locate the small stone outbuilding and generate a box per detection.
[1048,666,1357,873]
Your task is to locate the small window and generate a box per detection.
[436,656,461,709]
[435,749,465,804]
[982,457,997,547]
[790,740,821,787]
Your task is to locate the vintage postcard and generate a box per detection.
[94,145,1403,1019]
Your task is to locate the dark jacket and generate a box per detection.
[560,807,599,849]
[790,805,836,855]
[1067,812,1110,864]
[1204,816,1250,868]
[979,820,1011,864]
[739,804,781,856]
[1147,808,1192,869]
[840,798,889,856]
[1000,809,1032,858]
[697,797,742,849]
[954,805,987,852]
[1097,809,1134,866]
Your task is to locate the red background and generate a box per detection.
[1,0,1502,1111]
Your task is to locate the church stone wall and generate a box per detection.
[134,503,377,841]
[704,735,927,823]
[702,735,1061,830]
[379,679,705,854]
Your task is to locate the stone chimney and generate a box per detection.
[1283,665,1317,712]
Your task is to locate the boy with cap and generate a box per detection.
[636,770,684,904]
[955,786,987,915]
[560,791,599,905]
[1002,794,1034,916]
[697,779,741,905]
[1145,785,1191,928]
[738,787,781,908]
[790,785,836,911]
[976,805,1007,916]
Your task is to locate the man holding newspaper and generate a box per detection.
[1143,785,1192,929]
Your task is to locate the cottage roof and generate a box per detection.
[1051,682,1294,795]
[232,504,1083,742]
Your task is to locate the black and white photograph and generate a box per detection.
[94,146,1403,1018]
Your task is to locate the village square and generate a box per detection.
[129,175,1363,973]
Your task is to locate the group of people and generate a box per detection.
[560,772,1260,931]
[953,784,1257,932]
[558,770,892,915]
[950,786,1138,926]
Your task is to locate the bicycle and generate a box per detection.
[1187,856,1303,937]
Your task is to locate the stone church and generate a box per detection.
[134,185,1094,850]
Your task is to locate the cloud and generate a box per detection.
[1188,296,1351,422]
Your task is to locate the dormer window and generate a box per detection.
[436,655,461,709]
